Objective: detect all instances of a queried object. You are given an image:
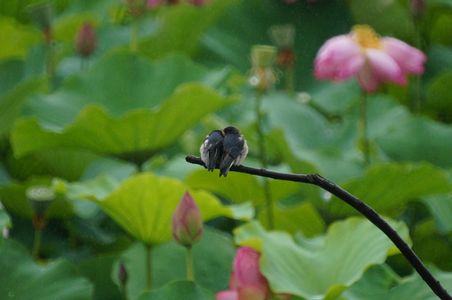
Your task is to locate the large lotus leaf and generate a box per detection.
[93,172,252,245]
[0,18,41,60]
[376,115,452,168]
[234,218,410,300]
[138,281,214,300]
[12,83,235,159]
[0,78,47,137]
[0,59,24,96]
[187,169,264,204]
[342,265,401,300]
[0,177,74,219]
[348,0,414,39]
[23,52,213,128]
[6,148,98,181]
[423,194,452,234]
[345,264,452,300]
[258,202,325,237]
[114,228,234,300]
[329,163,451,216]
[139,0,238,59]
[79,254,122,300]
[0,239,93,300]
[426,71,452,121]
[411,220,452,271]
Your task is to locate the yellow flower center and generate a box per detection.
[352,25,381,49]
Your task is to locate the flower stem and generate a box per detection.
[145,244,152,290]
[255,91,274,229]
[130,21,138,52]
[32,228,43,259]
[412,17,424,113]
[186,246,194,281]
[359,92,370,164]
[285,65,295,94]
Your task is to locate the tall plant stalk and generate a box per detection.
[186,246,194,281]
[145,244,152,290]
[255,92,274,229]
[358,92,370,164]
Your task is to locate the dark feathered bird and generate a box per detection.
[200,130,224,171]
[219,126,248,177]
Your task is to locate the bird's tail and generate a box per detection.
[207,148,221,171]
[219,155,234,177]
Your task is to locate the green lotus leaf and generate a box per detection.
[376,116,452,168]
[24,53,215,128]
[0,18,41,60]
[234,217,410,300]
[93,172,253,245]
[139,0,238,59]
[423,194,452,234]
[12,83,235,161]
[258,201,325,237]
[345,264,452,300]
[0,239,93,300]
[187,169,264,204]
[329,163,451,216]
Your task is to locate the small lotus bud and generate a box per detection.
[118,262,129,286]
[27,185,54,230]
[172,191,203,247]
[251,45,277,69]
[410,0,425,18]
[75,22,96,58]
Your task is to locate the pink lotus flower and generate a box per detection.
[172,191,203,247]
[314,25,426,92]
[216,247,270,300]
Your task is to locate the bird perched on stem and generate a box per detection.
[200,129,224,171]
[219,126,248,177]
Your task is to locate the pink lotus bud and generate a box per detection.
[216,247,271,300]
[75,22,96,58]
[172,191,203,247]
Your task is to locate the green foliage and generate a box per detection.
[90,172,252,245]
[1,0,452,299]
[345,265,452,300]
[235,218,410,300]
[138,281,215,300]
[0,239,94,299]
[115,228,233,299]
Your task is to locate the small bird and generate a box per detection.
[200,130,224,171]
[219,126,248,177]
